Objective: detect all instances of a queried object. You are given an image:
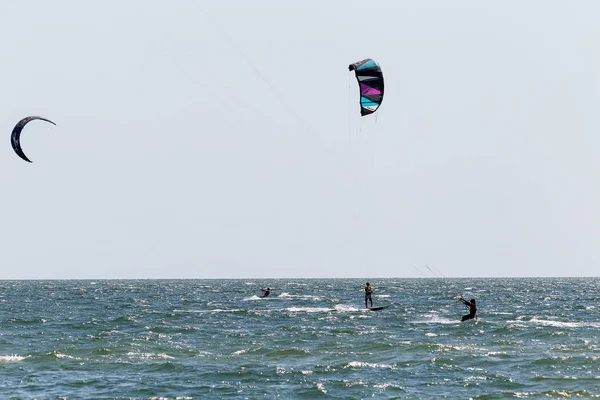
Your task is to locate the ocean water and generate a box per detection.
[1,278,599,399]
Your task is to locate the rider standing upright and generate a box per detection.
[365,282,373,308]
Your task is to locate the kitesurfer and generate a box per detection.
[459,297,477,321]
[260,288,270,298]
[365,282,373,308]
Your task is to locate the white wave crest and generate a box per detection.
[411,314,461,325]
[334,304,361,312]
[316,382,327,394]
[0,355,28,363]
[285,307,332,313]
[242,295,264,301]
[49,351,79,360]
[345,361,396,370]
[126,352,174,360]
[173,308,241,313]
[277,293,321,300]
[530,317,600,328]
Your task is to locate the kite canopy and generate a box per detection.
[11,116,56,163]
[349,59,384,116]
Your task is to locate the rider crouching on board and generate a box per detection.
[459,297,477,321]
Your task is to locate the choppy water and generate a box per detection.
[1,278,600,399]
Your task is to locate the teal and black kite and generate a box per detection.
[349,59,384,116]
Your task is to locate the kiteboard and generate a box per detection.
[367,305,389,311]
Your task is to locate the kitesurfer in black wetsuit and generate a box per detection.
[260,288,270,298]
[459,297,477,321]
[365,282,373,308]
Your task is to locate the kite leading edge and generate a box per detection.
[11,116,56,163]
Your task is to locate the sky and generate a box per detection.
[0,1,598,279]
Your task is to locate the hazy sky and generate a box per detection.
[1,1,598,279]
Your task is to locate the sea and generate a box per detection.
[1,278,599,399]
